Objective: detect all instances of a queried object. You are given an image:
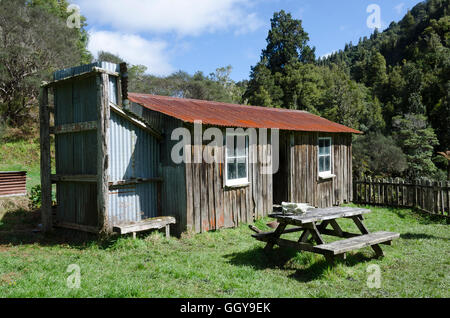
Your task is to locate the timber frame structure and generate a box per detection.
[40,67,116,233]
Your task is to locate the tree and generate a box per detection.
[0,0,89,126]
[262,10,316,73]
[353,133,407,178]
[437,151,450,180]
[243,59,283,107]
[393,114,439,179]
[97,51,125,64]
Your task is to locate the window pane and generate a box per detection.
[319,139,324,154]
[319,139,331,155]
[324,139,331,155]
[237,157,247,179]
[319,144,325,155]
[227,159,237,180]
[227,135,235,157]
[236,135,246,157]
[319,156,325,172]
[325,155,331,172]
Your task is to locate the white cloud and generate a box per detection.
[88,30,175,76]
[320,51,335,59]
[394,3,405,14]
[75,0,262,36]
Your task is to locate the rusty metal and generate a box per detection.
[0,171,27,197]
[128,93,361,134]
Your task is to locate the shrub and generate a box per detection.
[29,185,41,209]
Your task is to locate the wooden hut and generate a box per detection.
[40,62,360,235]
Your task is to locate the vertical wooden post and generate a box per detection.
[447,181,450,217]
[97,73,111,234]
[40,86,52,233]
[414,179,418,208]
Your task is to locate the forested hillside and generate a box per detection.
[320,0,449,180]
[243,0,449,181]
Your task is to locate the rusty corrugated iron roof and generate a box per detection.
[128,93,361,134]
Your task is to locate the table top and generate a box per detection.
[269,207,371,225]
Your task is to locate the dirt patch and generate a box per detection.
[0,196,30,218]
[0,272,20,286]
[0,197,40,232]
[0,245,11,252]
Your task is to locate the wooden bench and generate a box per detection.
[113,216,176,238]
[315,231,400,261]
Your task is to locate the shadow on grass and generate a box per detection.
[361,204,449,225]
[0,208,118,250]
[401,232,449,241]
[225,245,375,283]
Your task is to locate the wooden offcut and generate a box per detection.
[97,73,110,233]
[50,121,97,135]
[113,216,176,238]
[39,86,52,233]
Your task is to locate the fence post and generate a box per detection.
[445,181,450,216]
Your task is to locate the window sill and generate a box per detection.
[224,182,250,189]
[319,173,336,181]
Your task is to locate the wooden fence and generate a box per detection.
[354,178,450,217]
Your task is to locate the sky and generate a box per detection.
[71,0,424,81]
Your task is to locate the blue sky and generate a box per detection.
[72,0,423,81]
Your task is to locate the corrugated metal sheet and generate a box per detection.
[128,93,361,134]
[56,182,98,226]
[54,75,99,226]
[0,171,27,197]
[108,111,160,225]
[53,62,120,81]
[54,75,98,125]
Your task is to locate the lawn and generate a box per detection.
[0,201,448,298]
[0,139,42,192]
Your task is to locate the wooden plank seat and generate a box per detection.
[113,216,176,238]
[251,227,304,239]
[315,231,400,259]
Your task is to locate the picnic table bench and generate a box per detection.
[251,206,399,263]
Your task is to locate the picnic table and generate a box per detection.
[251,206,399,263]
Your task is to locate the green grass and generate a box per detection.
[0,203,448,298]
[0,139,42,191]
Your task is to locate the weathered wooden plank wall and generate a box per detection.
[183,135,272,233]
[159,116,187,234]
[287,132,353,208]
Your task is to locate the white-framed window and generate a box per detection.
[318,137,333,178]
[225,132,249,186]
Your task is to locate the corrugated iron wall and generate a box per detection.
[0,171,27,197]
[108,111,160,225]
[54,75,99,227]
[54,62,120,81]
